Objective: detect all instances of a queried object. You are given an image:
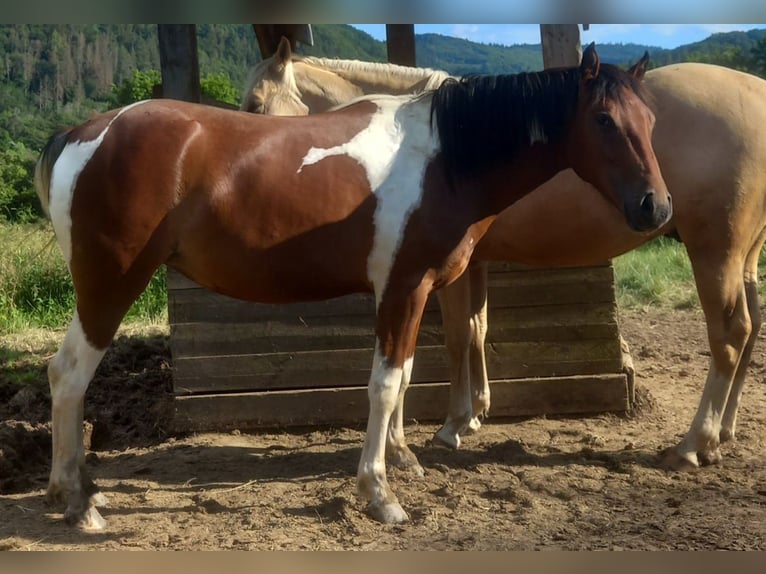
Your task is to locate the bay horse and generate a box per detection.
[35,44,669,529]
[246,37,766,472]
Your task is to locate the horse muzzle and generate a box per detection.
[624,188,673,233]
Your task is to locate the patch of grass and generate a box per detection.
[613,236,766,310]
[0,221,167,334]
[612,237,698,310]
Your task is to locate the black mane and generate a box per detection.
[430,63,648,176]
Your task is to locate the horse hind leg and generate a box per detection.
[385,355,424,476]
[433,271,474,448]
[46,310,108,530]
[720,232,766,443]
[47,246,170,529]
[663,253,751,470]
[466,261,490,432]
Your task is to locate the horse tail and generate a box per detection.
[34,128,72,219]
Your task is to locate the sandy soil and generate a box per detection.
[1,308,765,550]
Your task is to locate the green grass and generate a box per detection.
[612,236,698,310]
[613,236,766,311]
[0,221,167,334]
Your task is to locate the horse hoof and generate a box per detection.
[432,428,460,450]
[698,447,723,467]
[65,505,107,531]
[367,501,409,524]
[464,417,483,435]
[659,447,699,472]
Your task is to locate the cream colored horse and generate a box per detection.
[243,37,766,471]
[241,37,450,115]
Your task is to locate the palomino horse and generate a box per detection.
[245,37,766,471]
[36,44,669,529]
[240,37,450,115]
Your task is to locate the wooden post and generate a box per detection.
[386,24,416,66]
[252,24,313,58]
[539,24,582,68]
[157,24,200,102]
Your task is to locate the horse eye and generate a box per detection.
[595,112,616,129]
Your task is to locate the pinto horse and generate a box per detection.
[246,37,766,471]
[35,44,669,529]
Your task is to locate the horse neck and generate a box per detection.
[470,142,571,216]
[297,58,448,100]
[292,61,365,112]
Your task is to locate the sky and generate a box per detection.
[350,24,765,49]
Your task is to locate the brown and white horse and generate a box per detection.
[36,44,669,529]
[245,37,766,472]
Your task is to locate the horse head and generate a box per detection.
[240,36,309,116]
[568,44,671,232]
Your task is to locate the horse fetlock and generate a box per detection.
[719,426,736,443]
[465,417,482,434]
[386,444,425,477]
[698,446,723,466]
[44,482,67,507]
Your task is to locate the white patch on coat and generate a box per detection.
[48,100,149,267]
[298,95,439,304]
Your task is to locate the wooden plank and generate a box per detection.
[168,278,616,325]
[170,373,629,432]
[168,302,618,358]
[172,339,623,394]
[167,263,614,292]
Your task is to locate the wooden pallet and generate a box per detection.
[167,262,631,431]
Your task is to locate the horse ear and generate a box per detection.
[272,36,293,70]
[628,51,650,80]
[580,42,600,80]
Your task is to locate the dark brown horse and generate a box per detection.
[35,44,670,529]
[247,38,766,471]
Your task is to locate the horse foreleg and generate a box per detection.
[46,311,108,530]
[663,256,751,470]
[357,288,427,524]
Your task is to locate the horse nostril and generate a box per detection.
[640,191,655,213]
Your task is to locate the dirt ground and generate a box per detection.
[1,307,765,550]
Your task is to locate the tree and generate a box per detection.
[751,37,766,76]
[200,72,239,106]
[108,68,161,106]
[0,139,39,222]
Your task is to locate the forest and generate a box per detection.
[2,23,766,223]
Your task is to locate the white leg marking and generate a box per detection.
[48,100,149,267]
[358,343,409,523]
[672,359,731,468]
[48,311,108,528]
